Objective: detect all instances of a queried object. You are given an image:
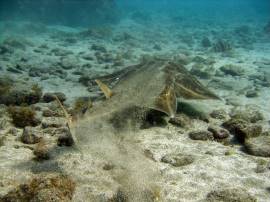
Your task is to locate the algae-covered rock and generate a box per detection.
[205,188,257,202]
[8,106,40,128]
[168,114,190,128]
[245,136,270,157]
[220,64,245,76]
[33,139,51,160]
[208,126,229,140]
[161,153,194,167]
[189,130,214,141]
[21,126,43,144]
[222,118,262,143]
[230,107,263,123]
[43,92,66,103]
[0,173,75,201]
[213,39,232,52]
[0,78,42,106]
[210,109,227,119]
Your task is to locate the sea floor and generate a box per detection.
[0,17,270,202]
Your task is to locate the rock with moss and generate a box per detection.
[161,153,194,167]
[245,90,259,98]
[212,39,232,52]
[42,92,66,103]
[208,126,229,140]
[264,21,270,34]
[0,78,42,106]
[220,64,245,76]
[205,188,257,202]
[33,139,51,160]
[210,109,227,119]
[222,118,262,143]
[189,130,214,141]
[245,136,270,157]
[21,126,43,144]
[0,173,75,202]
[230,107,264,123]
[168,114,191,128]
[201,37,212,48]
[8,106,40,128]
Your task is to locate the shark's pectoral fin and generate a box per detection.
[154,85,177,118]
[95,79,114,99]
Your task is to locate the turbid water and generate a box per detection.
[0,0,270,201]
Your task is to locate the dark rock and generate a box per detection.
[161,153,194,167]
[153,44,162,50]
[7,67,22,74]
[21,127,43,144]
[208,126,229,140]
[189,130,214,141]
[210,109,227,119]
[78,75,92,86]
[245,136,270,157]
[0,173,75,202]
[43,92,66,103]
[246,90,259,98]
[220,64,244,76]
[264,21,270,34]
[57,127,74,147]
[201,37,211,47]
[91,44,107,53]
[0,81,42,106]
[222,118,262,142]
[206,188,257,202]
[168,114,190,128]
[213,39,232,52]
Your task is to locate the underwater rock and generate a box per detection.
[2,37,27,50]
[78,75,93,86]
[33,139,51,160]
[91,44,107,53]
[264,21,270,34]
[43,92,66,103]
[0,44,13,54]
[205,188,257,202]
[51,48,73,57]
[21,126,43,144]
[245,90,259,98]
[201,37,212,48]
[60,56,79,70]
[235,25,251,36]
[0,79,42,106]
[79,26,113,39]
[0,173,75,201]
[161,153,194,167]
[230,107,264,123]
[208,126,229,140]
[168,114,190,128]
[219,64,245,76]
[7,66,23,74]
[245,136,270,157]
[41,117,67,129]
[213,39,232,52]
[8,106,40,128]
[222,118,262,143]
[189,130,214,141]
[210,109,227,119]
[57,127,74,147]
[190,64,213,79]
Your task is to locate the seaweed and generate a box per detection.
[8,106,39,128]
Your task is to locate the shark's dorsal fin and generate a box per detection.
[154,85,177,118]
[95,79,114,99]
